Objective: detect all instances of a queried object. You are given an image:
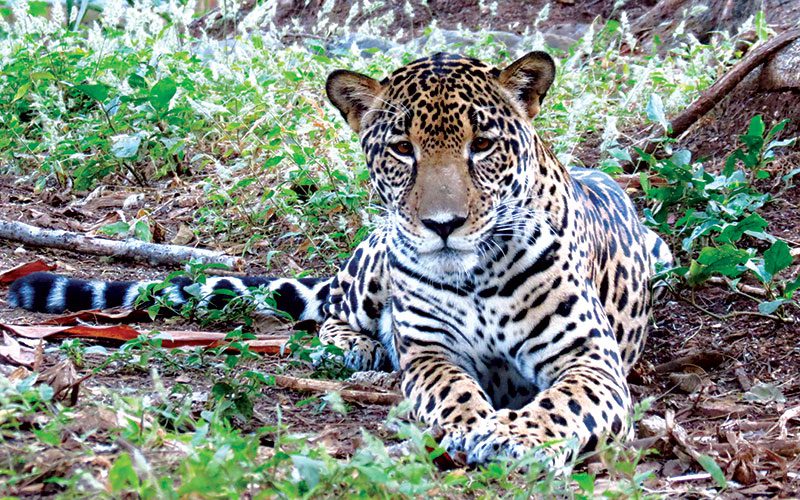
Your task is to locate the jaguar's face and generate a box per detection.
[327,52,555,277]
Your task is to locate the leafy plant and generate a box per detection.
[639,114,797,315]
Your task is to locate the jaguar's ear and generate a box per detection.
[326,70,383,133]
[497,51,556,119]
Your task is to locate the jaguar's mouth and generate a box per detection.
[417,247,479,275]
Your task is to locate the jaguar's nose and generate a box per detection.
[421,216,467,241]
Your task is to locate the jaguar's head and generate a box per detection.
[327,52,556,277]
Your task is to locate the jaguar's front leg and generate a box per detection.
[318,317,392,371]
[465,355,632,467]
[396,337,498,458]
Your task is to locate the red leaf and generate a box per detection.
[426,445,459,470]
[0,260,57,285]
[0,323,290,355]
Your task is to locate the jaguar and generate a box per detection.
[7,51,671,466]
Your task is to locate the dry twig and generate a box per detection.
[272,374,403,406]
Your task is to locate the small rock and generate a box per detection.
[639,414,667,437]
[123,193,145,210]
[13,246,26,254]
[662,458,690,478]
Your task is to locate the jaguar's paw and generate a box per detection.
[436,412,558,467]
[342,337,388,371]
[314,335,388,372]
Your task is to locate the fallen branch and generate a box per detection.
[640,28,800,157]
[0,219,244,270]
[272,374,403,406]
[706,276,767,298]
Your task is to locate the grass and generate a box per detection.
[0,1,798,497]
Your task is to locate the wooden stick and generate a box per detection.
[0,219,243,269]
[272,374,403,406]
[669,28,800,140]
[706,276,767,297]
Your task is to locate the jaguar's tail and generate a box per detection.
[6,272,331,322]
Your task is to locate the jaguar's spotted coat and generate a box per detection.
[7,51,671,466]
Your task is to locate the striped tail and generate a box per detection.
[6,272,331,322]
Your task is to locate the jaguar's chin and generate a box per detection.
[417,248,479,277]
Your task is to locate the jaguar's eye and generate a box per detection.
[390,141,414,156]
[471,137,494,154]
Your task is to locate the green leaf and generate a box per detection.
[689,245,750,285]
[785,277,800,297]
[754,10,769,40]
[322,391,348,415]
[572,472,595,494]
[12,82,31,102]
[33,428,61,446]
[111,134,141,159]
[128,74,147,89]
[764,240,793,276]
[183,283,204,299]
[149,78,177,111]
[133,219,152,242]
[30,71,55,81]
[108,453,139,492]
[758,299,786,315]
[746,115,765,138]
[291,455,323,490]
[28,1,49,17]
[608,148,631,162]
[697,454,727,489]
[38,384,54,401]
[646,94,669,132]
[744,382,786,403]
[99,221,130,237]
[715,213,768,244]
[745,259,773,284]
[263,155,284,169]
[75,83,109,102]
[671,149,691,167]
[697,245,750,274]
[766,119,789,142]
[783,167,800,184]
